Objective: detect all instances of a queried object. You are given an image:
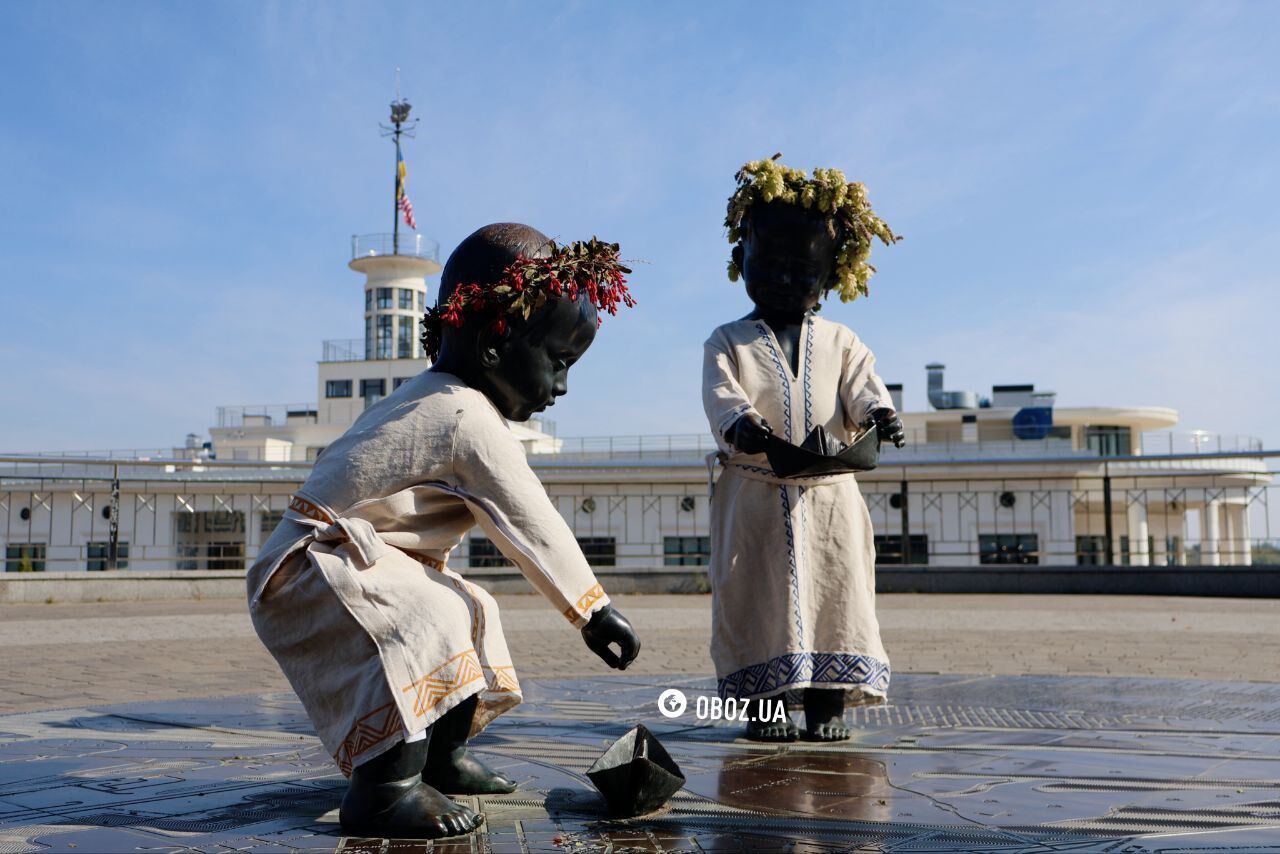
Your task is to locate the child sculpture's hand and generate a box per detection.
[581,604,641,670]
[726,413,773,455]
[870,407,906,448]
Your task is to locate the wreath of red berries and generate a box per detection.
[421,237,635,361]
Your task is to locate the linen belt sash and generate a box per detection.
[285,493,448,571]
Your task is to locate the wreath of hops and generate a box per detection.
[725,154,901,303]
[420,236,635,361]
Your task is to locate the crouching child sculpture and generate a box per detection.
[247,223,641,839]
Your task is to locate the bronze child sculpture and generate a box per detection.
[702,158,905,742]
[247,223,641,839]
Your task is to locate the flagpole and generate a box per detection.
[393,132,401,256]
[385,71,415,257]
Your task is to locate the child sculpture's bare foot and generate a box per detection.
[422,695,517,795]
[340,738,483,839]
[803,687,850,741]
[744,693,800,741]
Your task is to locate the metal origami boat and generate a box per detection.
[585,724,685,817]
[765,425,880,478]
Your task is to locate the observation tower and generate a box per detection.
[319,94,442,421]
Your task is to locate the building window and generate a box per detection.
[399,288,414,309]
[874,534,930,565]
[87,541,130,571]
[418,290,426,312]
[365,316,374,360]
[469,536,512,568]
[325,379,352,398]
[376,316,393,359]
[397,316,413,358]
[1118,535,1158,566]
[1086,426,1131,457]
[1076,535,1106,565]
[577,536,616,567]
[979,533,1039,564]
[393,376,413,389]
[664,536,710,566]
[260,509,286,534]
[365,289,373,311]
[360,378,386,403]
[174,511,246,571]
[377,287,393,310]
[5,544,46,572]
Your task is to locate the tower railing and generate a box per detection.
[351,233,439,262]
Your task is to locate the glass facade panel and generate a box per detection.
[325,379,352,398]
[376,316,393,359]
[86,541,130,571]
[377,287,393,310]
[577,536,617,567]
[1076,534,1106,565]
[874,534,930,565]
[469,536,512,568]
[979,533,1040,564]
[399,288,414,309]
[397,316,413,358]
[360,379,386,400]
[1086,426,1131,457]
[5,544,46,572]
[663,535,710,566]
[365,289,373,311]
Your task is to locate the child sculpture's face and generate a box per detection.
[739,203,837,316]
[480,297,597,422]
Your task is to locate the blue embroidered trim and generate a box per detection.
[803,317,814,435]
[729,463,846,481]
[796,484,809,642]
[718,651,891,699]
[719,402,752,437]
[755,322,793,443]
[778,485,804,641]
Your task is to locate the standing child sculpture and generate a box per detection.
[702,157,905,742]
[247,223,641,839]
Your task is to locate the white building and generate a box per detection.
[1,235,1273,575]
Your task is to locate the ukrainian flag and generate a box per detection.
[397,148,408,200]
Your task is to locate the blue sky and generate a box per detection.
[2,1,1277,450]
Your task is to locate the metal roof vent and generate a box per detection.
[925,363,980,410]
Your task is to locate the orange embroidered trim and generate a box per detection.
[450,577,485,648]
[333,701,401,777]
[288,494,333,524]
[408,551,446,571]
[402,649,485,718]
[487,665,519,693]
[562,583,606,623]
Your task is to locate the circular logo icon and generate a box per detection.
[657,688,687,718]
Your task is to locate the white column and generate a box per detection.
[1127,502,1150,566]
[1225,503,1251,565]
[1202,500,1221,566]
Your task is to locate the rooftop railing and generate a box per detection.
[321,339,364,362]
[215,404,318,429]
[351,233,440,263]
[1138,431,1264,455]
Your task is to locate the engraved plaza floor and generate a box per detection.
[2,594,1280,852]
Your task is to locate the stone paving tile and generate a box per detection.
[1,593,1278,713]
